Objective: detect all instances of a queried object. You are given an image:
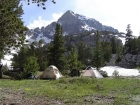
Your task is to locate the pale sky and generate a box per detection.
[22,0,140,36]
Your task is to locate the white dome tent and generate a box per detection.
[81,66,103,78]
[40,65,63,79]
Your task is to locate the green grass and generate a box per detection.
[0,77,140,104]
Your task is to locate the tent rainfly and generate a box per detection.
[40,65,63,79]
[81,66,103,78]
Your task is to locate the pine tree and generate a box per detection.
[77,41,87,64]
[67,47,83,70]
[47,23,66,72]
[92,31,104,70]
[35,39,48,71]
[101,42,112,62]
[130,38,140,54]
[77,41,93,65]
[0,0,27,59]
[11,47,29,69]
[111,37,117,54]
[84,47,94,65]
[125,24,133,53]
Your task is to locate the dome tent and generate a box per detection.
[40,65,63,79]
[81,66,103,78]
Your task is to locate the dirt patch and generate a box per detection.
[83,94,116,105]
[0,88,65,105]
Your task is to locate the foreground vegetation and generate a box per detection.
[0,77,140,105]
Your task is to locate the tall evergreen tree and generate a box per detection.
[92,31,104,70]
[84,47,94,65]
[47,23,66,72]
[125,24,133,53]
[130,38,140,54]
[11,47,29,69]
[35,39,48,71]
[67,47,83,70]
[101,42,112,62]
[77,41,87,63]
[111,37,117,54]
[0,0,27,60]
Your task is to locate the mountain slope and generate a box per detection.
[26,10,119,42]
[58,10,118,34]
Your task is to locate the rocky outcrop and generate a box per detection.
[116,52,140,68]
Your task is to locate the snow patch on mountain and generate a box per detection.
[49,31,55,36]
[69,10,76,17]
[63,32,68,36]
[76,14,94,21]
[36,33,51,43]
[118,37,125,45]
[25,35,35,43]
[113,34,126,45]
[82,25,96,31]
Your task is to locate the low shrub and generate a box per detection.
[99,70,108,77]
[112,70,119,78]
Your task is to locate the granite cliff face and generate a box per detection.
[26,10,119,41]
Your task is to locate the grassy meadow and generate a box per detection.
[0,77,140,105]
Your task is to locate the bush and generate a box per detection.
[112,70,119,78]
[99,70,108,77]
[70,69,80,77]
[17,56,40,79]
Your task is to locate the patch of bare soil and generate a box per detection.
[83,94,116,105]
[0,88,65,105]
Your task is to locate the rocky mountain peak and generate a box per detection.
[57,10,118,34]
[26,10,120,43]
[58,10,80,25]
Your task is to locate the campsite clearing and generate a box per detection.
[0,77,140,105]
